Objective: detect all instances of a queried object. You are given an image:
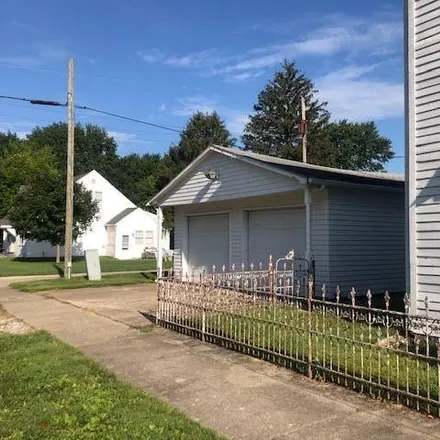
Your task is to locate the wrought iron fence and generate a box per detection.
[182,255,312,297]
[156,269,440,417]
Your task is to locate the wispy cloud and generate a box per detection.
[172,95,248,136]
[316,65,403,121]
[138,48,224,69]
[159,103,167,112]
[172,96,218,116]
[0,42,70,69]
[138,15,401,82]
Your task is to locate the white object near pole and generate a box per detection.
[156,207,163,277]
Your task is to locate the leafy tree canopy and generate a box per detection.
[9,168,99,248]
[26,122,119,178]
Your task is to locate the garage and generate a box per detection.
[248,208,306,266]
[188,214,229,272]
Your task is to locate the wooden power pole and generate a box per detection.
[64,58,75,279]
[301,96,307,163]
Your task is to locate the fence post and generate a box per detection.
[156,279,161,326]
[307,276,313,379]
[268,255,275,301]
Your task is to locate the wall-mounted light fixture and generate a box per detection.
[205,169,218,181]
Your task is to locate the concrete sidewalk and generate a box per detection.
[1,286,440,440]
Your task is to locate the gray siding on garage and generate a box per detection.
[163,152,302,206]
[311,189,330,290]
[328,187,405,296]
[406,0,440,316]
[173,190,331,286]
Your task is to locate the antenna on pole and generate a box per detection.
[299,96,308,163]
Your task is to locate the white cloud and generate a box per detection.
[159,103,167,112]
[172,95,248,136]
[137,49,165,63]
[172,96,218,116]
[227,113,249,136]
[215,21,401,76]
[0,42,70,69]
[316,65,403,121]
[138,16,401,83]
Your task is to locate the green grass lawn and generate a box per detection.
[0,256,172,277]
[191,303,439,412]
[0,331,224,440]
[10,272,156,292]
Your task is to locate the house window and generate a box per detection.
[93,191,103,202]
[145,231,154,247]
[122,235,129,250]
[135,230,144,246]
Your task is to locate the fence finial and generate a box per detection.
[366,289,372,308]
[350,287,356,306]
[384,291,390,310]
[403,292,410,314]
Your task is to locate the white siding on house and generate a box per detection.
[77,170,136,256]
[163,152,302,206]
[113,208,166,260]
[407,0,440,316]
[328,187,405,296]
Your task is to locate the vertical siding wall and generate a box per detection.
[328,187,406,296]
[407,0,440,315]
[311,189,330,289]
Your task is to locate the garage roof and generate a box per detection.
[149,145,404,206]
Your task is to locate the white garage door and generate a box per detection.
[248,208,306,266]
[188,214,229,272]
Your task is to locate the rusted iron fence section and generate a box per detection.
[157,263,440,416]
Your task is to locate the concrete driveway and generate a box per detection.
[1,282,440,440]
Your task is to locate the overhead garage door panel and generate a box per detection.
[188,214,229,272]
[248,208,305,266]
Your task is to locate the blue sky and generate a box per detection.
[0,0,404,172]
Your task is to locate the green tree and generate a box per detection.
[9,167,99,263]
[0,131,20,158]
[316,120,394,172]
[26,122,119,178]
[111,153,162,207]
[158,111,235,231]
[242,60,330,160]
[161,111,235,184]
[0,144,57,218]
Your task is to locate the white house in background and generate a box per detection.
[149,145,405,296]
[405,0,440,317]
[0,170,169,260]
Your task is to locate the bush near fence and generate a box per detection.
[157,275,440,417]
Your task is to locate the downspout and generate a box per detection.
[304,179,312,265]
[155,206,163,278]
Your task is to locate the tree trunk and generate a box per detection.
[56,244,60,264]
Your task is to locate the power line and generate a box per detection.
[0,94,65,107]
[0,94,182,134]
[75,105,181,133]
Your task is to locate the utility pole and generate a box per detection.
[64,58,74,279]
[301,96,308,163]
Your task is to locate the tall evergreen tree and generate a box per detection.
[242,60,330,160]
